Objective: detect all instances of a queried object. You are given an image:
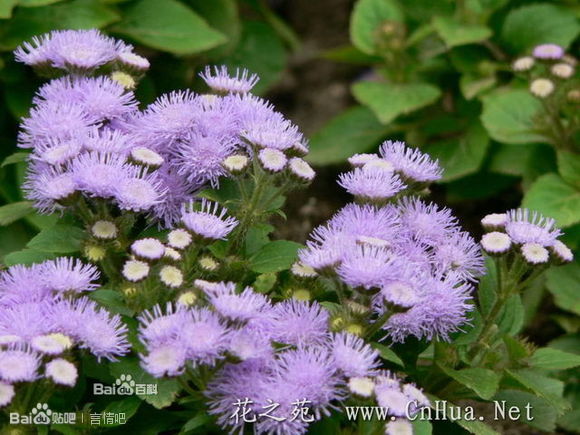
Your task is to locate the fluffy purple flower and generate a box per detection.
[379,140,442,182]
[337,245,397,289]
[40,257,100,294]
[138,304,189,349]
[70,152,129,197]
[331,332,380,377]
[32,137,82,166]
[179,308,230,367]
[0,264,48,304]
[16,29,124,71]
[170,131,237,187]
[18,102,98,149]
[256,300,329,346]
[114,170,165,212]
[227,327,273,361]
[0,303,51,340]
[533,43,564,60]
[23,167,76,213]
[141,344,187,378]
[338,167,406,202]
[200,66,259,94]
[241,108,304,151]
[505,208,561,246]
[205,282,271,322]
[83,129,133,154]
[378,264,427,309]
[433,231,485,281]
[0,347,40,382]
[397,197,458,243]
[149,167,194,228]
[34,76,137,121]
[181,199,238,240]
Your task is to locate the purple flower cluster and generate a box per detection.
[137,281,382,434]
[480,209,573,264]
[301,143,484,342]
[16,30,312,228]
[0,258,130,406]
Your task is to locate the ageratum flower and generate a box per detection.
[181,199,238,241]
[505,208,561,246]
[40,257,100,294]
[200,65,259,94]
[533,43,564,60]
[338,167,406,203]
[379,140,442,182]
[204,282,271,322]
[331,332,380,377]
[23,167,76,214]
[179,308,230,367]
[0,346,40,383]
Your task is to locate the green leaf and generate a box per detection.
[501,3,580,54]
[0,0,17,19]
[497,293,524,335]
[350,0,403,54]
[188,0,240,58]
[425,122,489,182]
[505,369,569,413]
[249,240,303,274]
[223,21,286,94]
[111,0,226,55]
[3,248,57,267]
[352,81,441,124]
[372,342,404,366]
[101,396,141,426]
[493,390,556,432]
[90,290,135,317]
[323,44,383,64]
[529,348,580,370]
[480,89,547,145]
[477,256,497,317]
[307,106,391,165]
[438,366,500,400]
[0,0,119,50]
[0,201,34,226]
[425,394,500,435]
[182,412,212,433]
[245,223,274,256]
[109,358,180,409]
[557,150,580,189]
[460,74,496,100]
[253,273,277,294]
[2,152,28,167]
[19,0,66,6]
[546,262,580,315]
[27,223,85,253]
[452,307,482,345]
[432,16,491,48]
[523,174,580,228]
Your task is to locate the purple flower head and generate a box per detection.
[374,381,409,417]
[70,152,129,198]
[505,208,561,247]
[338,167,406,202]
[32,137,82,166]
[14,33,54,66]
[0,346,40,383]
[378,264,427,309]
[83,129,133,154]
[24,166,76,213]
[48,298,130,361]
[149,168,194,228]
[170,131,237,187]
[114,171,165,212]
[205,282,271,322]
[138,303,189,348]
[433,231,485,281]
[328,203,401,244]
[227,327,273,361]
[331,332,380,377]
[200,65,259,94]
[379,140,442,182]
[181,199,238,240]
[255,300,329,346]
[259,148,287,172]
[141,344,187,378]
[397,197,458,243]
[34,76,137,121]
[40,257,100,294]
[384,273,473,342]
[0,303,51,340]
[337,245,397,289]
[298,241,346,272]
[18,102,98,149]
[0,264,48,305]
[241,110,304,151]
[180,308,230,366]
[533,43,564,60]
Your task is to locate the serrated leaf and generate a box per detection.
[27,223,85,253]
[425,394,499,435]
[545,262,580,316]
[497,293,524,335]
[350,0,403,54]
[307,106,391,165]
[372,342,404,366]
[438,366,500,400]
[433,16,491,48]
[522,174,580,228]
[249,240,303,273]
[477,256,497,317]
[480,89,547,145]
[426,122,489,182]
[90,289,135,316]
[501,3,580,54]
[352,81,441,124]
[529,348,580,370]
[493,390,556,432]
[505,369,569,413]
[101,396,142,426]
[3,248,57,267]
[0,0,119,50]
[112,0,226,55]
[557,150,580,189]
[0,201,34,226]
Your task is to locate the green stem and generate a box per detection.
[365,311,393,338]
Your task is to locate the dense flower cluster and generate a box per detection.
[0,258,129,407]
[301,143,484,342]
[16,29,313,228]
[137,281,428,434]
